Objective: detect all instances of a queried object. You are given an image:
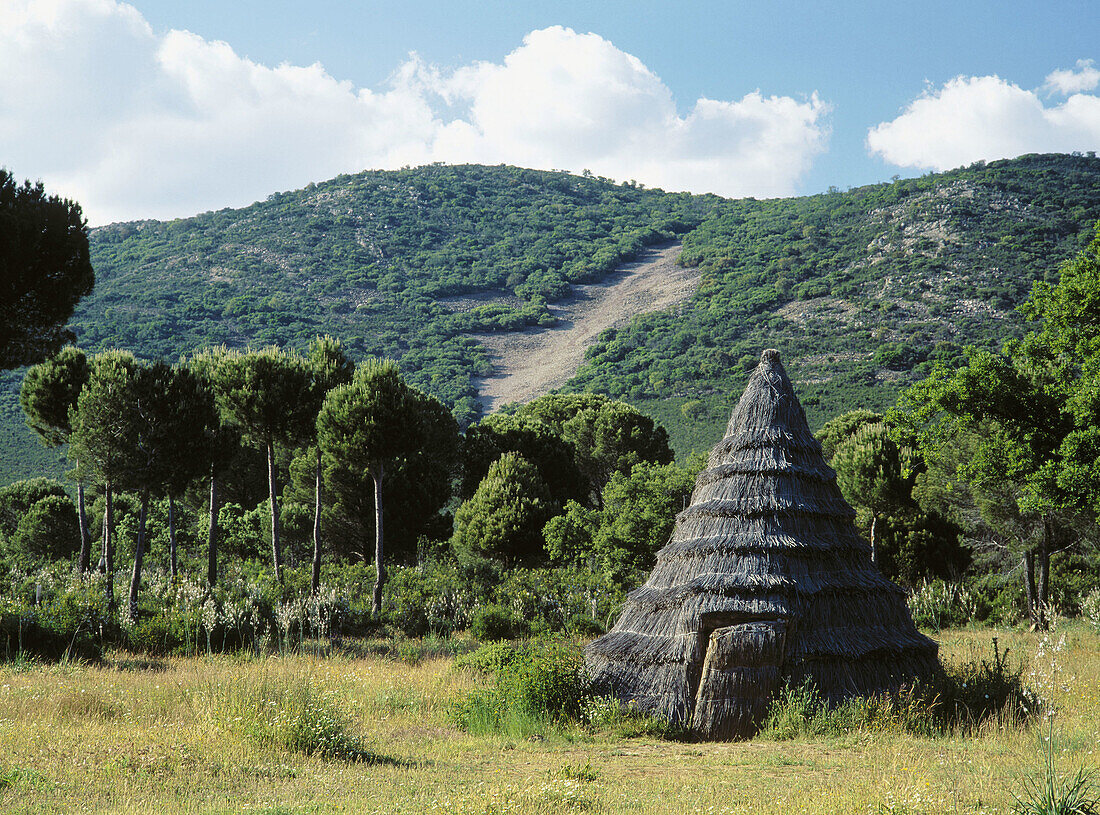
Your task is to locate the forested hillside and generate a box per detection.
[3,154,1100,483]
[571,153,1100,452]
[0,165,715,482]
[77,165,713,417]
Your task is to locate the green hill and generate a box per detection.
[570,153,1100,454]
[3,155,1100,483]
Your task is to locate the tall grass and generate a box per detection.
[198,663,382,762]
[1014,721,1100,815]
[0,628,1097,814]
[762,639,1037,739]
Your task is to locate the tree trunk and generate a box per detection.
[1037,516,1053,631]
[1037,549,1051,631]
[869,514,877,566]
[267,439,283,583]
[77,480,91,574]
[372,463,385,616]
[129,491,149,621]
[311,447,322,595]
[1024,550,1038,630]
[168,493,178,581]
[103,483,115,612]
[207,471,219,588]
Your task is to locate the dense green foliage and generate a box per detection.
[4,156,1099,481]
[453,453,553,568]
[891,223,1100,626]
[571,154,1100,449]
[544,459,698,586]
[0,169,94,370]
[500,392,674,504]
[75,164,710,417]
[0,479,79,565]
[819,411,969,586]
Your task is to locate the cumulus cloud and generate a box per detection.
[0,2,829,224]
[428,28,830,199]
[1045,59,1100,96]
[867,68,1100,171]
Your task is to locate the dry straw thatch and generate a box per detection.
[586,349,939,739]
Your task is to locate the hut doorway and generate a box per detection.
[691,618,788,740]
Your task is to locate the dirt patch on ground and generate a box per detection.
[470,242,698,411]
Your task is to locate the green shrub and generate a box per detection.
[1,572,110,662]
[500,640,587,720]
[908,579,978,630]
[453,639,530,675]
[451,639,589,736]
[565,614,604,638]
[126,614,187,656]
[470,603,527,640]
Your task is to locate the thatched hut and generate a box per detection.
[585,349,938,740]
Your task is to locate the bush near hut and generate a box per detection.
[761,639,1035,739]
[450,639,590,736]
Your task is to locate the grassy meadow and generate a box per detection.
[0,625,1098,815]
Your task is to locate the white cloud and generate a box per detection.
[0,2,829,224]
[429,27,830,198]
[1045,59,1100,95]
[867,70,1100,171]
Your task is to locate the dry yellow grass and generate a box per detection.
[0,626,1097,814]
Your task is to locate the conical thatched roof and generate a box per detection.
[586,349,938,737]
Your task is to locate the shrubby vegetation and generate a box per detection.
[75,165,713,420]
[2,162,1100,695]
[6,221,1100,664]
[572,153,1100,448]
[7,157,1100,481]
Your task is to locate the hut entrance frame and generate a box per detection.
[688,610,791,739]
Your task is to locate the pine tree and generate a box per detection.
[20,346,93,570]
[453,452,553,568]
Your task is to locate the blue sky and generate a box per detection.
[2,0,1097,223]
